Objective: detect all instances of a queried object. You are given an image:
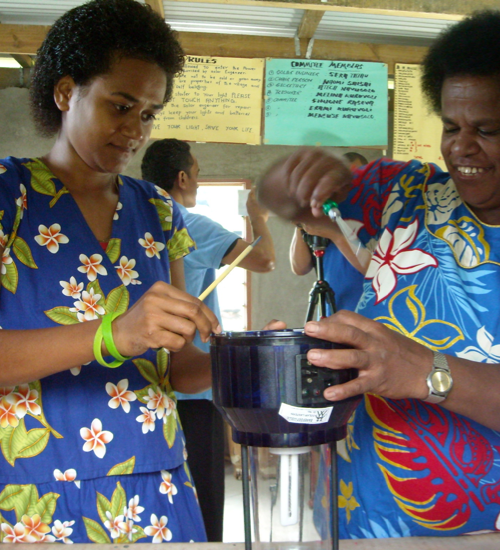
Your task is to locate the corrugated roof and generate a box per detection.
[0,0,457,46]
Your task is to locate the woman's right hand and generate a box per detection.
[258,148,352,223]
[110,281,221,357]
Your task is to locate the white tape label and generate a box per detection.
[279,403,333,424]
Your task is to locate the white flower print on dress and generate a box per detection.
[144,514,172,543]
[73,288,106,322]
[34,224,69,254]
[426,179,461,225]
[159,470,178,504]
[51,520,75,544]
[144,387,170,421]
[1,246,13,275]
[77,254,108,281]
[6,384,41,418]
[1,522,36,543]
[80,418,113,458]
[113,201,123,221]
[0,397,19,428]
[16,184,28,215]
[60,277,83,299]
[366,218,438,304]
[115,256,140,286]
[54,468,81,489]
[104,511,125,539]
[154,185,170,200]
[118,517,137,542]
[136,406,156,433]
[126,496,145,522]
[22,515,55,542]
[106,379,137,413]
[138,232,165,259]
[456,326,500,363]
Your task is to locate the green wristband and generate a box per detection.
[101,312,132,362]
[93,324,124,368]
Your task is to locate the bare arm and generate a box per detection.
[0,239,219,386]
[289,226,314,276]
[222,189,275,273]
[304,312,500,431]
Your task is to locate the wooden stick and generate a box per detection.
[198,236,262,301]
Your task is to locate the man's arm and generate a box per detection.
[290,226,314,276]
[222,189,275,272]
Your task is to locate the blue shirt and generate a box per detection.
[175,203,239,401]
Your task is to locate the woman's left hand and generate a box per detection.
[304,310,434,402]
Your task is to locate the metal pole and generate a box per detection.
[241,444,252,550]
[330,441,339,550]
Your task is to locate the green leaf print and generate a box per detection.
[163,410,178,449]
[12,236,38,269]
[127,525,147,543]
[25,159,69,208]
[133,359,160,386]
[15,427,50,460]
[157,348,168,381]
[168,227,195,261]
[26,492,59,524]
[105,285,129,315]
[96,492,112,525]
[44,306,79,325]
[83,517,112,544]
[107,456,136,476]
[110,482,127,519]
[149,198,172,231]
[0,484,37,521]
[134,384,153,404]
[28,380,63,439]
[183,460,193,484]
[105,239,121,264]
[0,260,18,294]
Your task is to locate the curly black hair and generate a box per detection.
[141,139,194,191]
[30,0,185,137]
[422,10,500,114]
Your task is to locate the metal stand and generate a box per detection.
[241,444,252,550]
[304,235,337,324]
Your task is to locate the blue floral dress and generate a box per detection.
[0,157,206,543]
[314,159,500,539]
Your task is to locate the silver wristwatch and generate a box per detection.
[423,351,453,404]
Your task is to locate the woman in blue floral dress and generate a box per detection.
[259,10,500,539]
[0,0,219,544]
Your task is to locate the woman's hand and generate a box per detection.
[258,148,352,223]
[111,281,221,357]
[304,310,433,402]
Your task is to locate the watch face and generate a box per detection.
[431,370,452,393]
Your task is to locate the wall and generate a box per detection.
[0,86,382,329]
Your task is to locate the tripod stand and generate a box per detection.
[303,233,337,323]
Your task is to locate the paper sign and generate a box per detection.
[264,59,388,147]
[393,63,445,169]
[151,56,264,144]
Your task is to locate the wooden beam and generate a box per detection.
[0,24,49,55]
[0,23,427,72]
[178,31,427,73]
[297,10,324,39]
[11,54,34,68]
[145,0,165,19]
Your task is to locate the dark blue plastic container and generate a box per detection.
[210,329,362,447]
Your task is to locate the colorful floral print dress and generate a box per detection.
[314,159,500,538]
[0,157,206,543]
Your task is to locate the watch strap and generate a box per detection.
[424,351,453,404]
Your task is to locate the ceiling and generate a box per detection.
[0,0,489,71]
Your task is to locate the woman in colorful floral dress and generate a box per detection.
[0,0,220,544]
[258,10,500,539]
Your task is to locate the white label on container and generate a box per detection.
[279,403,333,424]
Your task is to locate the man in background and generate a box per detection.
[141,138,275,541]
